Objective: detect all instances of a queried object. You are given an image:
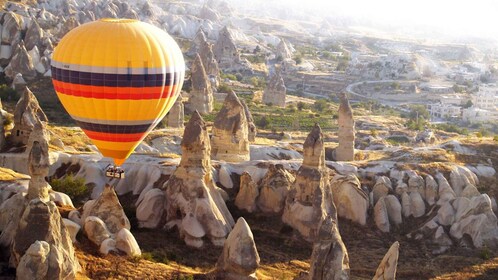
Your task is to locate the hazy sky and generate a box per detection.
[284,0,498,38]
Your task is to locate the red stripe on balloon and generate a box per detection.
[53,80,178,100]
[82,129,145,142]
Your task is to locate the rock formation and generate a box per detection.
[24,19,44,52]
[81,184,140,256]
[330,174,368,225]
[12,199,80,278]
[262,70,286,107]
[235,172,259,213]
[372,241,399,280]
[163,111,234,247]
[188,54,214,115]
[213,26,252,72]
[308,215,350,280]
[4,41,37,80]
[26,121,50,201]
[12,73,27,93]
[0,99,5,150]
[336,93,355,161]
[12,86,48,146]
[241,99,257,142]
[215,218,259,280]
[198,34,221,90]
[276,38,293,61]
[166,93,184,128]
[211,91,250,162]
[282,124,337,241]
[257,164,295,213]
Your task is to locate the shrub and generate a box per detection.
[370,129,378,137]
[297,101,307,111]
[217,83,232,93]
[494,135,498,142]
[312,99,328,112]
[255,116,269,129]
[50,174,90,205]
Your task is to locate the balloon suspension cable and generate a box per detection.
[105,165,125,184]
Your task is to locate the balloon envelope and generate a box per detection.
[51,19,185,166]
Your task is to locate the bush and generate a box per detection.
[494,135,498,142]
[255,116,270,129]
[217,83,232,93]
[312,99,328,112]
[297,101,306,111]
[235,73,243,82]
[370,129,378,137]
[50,174,90,205]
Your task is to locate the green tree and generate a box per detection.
[313,99,328,112]
[463,100,473,108]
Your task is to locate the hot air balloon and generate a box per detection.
[51,18,185,178]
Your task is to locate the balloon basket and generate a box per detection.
[105,166,125,179]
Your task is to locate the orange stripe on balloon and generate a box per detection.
[52,80,178,100]
[82,129,145,142]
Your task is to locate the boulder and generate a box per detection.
[330,174,368,225]
[372,241,399,280]
[410,191,426,218]
[83,216,111,246]
[372,176,392,205]
[407,171,425,199]
[115,228,141,256]
[62,218,80,243]
[424,175,438,206]
[384,195,402,226]
[136,188,165,228]
[235,172,259,213]
[437,201,455,226]
[215,218,259,280]
[374,197,390,233]
[435,173,456,204]
[99,238,116,255]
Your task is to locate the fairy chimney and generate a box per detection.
[282,124,338,241]
[164,111,235,247]
[211,91,250,162]
[12,86,48,146]
[263,70,286,107]
[188,54,214,115]
[336,93,355,161]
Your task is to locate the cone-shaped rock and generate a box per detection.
[283,124,338,241]
[4,41,37,80]
[263,70,286,107]
[373,241,400,280]
[164,111,234,247]
[12,199,79,278]
[336,93,355,161]
[213,26,252,72]
[215,217,260,280]
[211,91,250,162]
[188,54,214,114]
[235,172,259,213]
[24,19,43,51]
[12,86,48,146]
[276,38,293,61]
[81,184,131,235]
[309,215,350,280]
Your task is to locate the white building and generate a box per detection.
[428,103,461,119]
[472,85,498,111]
[462,107,498,123]
[439,94,469,106]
